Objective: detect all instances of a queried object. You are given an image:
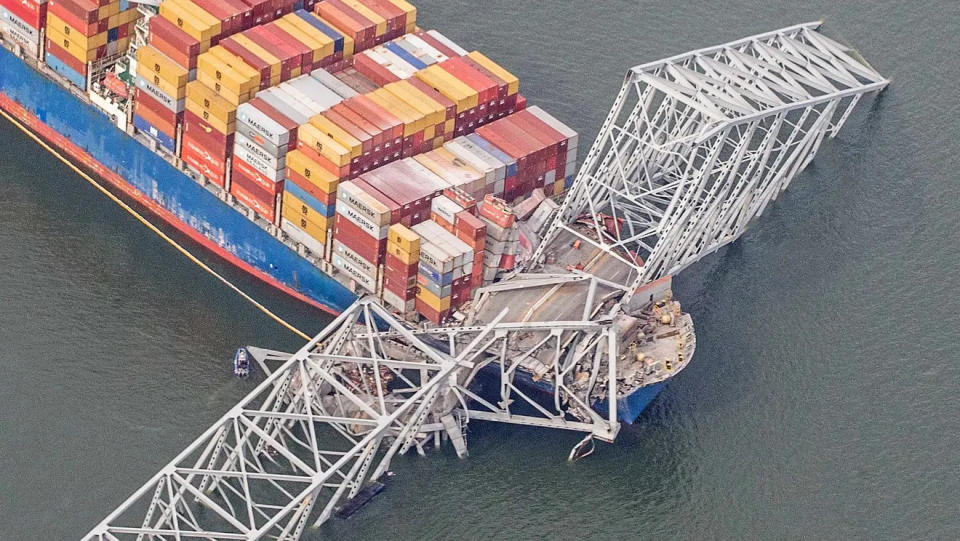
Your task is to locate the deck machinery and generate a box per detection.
[84,22,887,540]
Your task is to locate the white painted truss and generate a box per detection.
[82,299,506,540]
[82,23,887,540]
[534,21,888,295]
[82,294,638,540]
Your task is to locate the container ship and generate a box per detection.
[0,0,691,423]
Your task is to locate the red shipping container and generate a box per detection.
[285,167,337,205]
[183,110,234,147]
[439,57,498,107]
[324,109,374,154]
[384,276,416,299]
[182,131,232,181]
[294,141,351,179]
[231,166,277,222]
[454,210,486,242]
[5,0,47,29]
[245,25,299,72]
[332,102,385,148]
[150,15,201,59]
[45,39,87,75]
[47,0,98,25]
[333,214,384,263]
[360,0,404,36]
[479,194,515,228]
[415,297,448,325]
[134,89,180,130]
[234,155,283,196]
[314,0,370,45]
[134,105,177,139]
[353,52,399,87]
[220,36,272,85]
[181,142,226,187]
[262,22,312,70]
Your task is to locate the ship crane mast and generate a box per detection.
[83,22,887,540]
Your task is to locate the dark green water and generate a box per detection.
[2,1,959,538]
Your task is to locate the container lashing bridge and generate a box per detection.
[84,22,887,540]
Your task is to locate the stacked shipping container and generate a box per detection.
[44,0,140,89]
[0,0,47,59]
[116,0,579,325]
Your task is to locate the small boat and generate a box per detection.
[233,348,251,379]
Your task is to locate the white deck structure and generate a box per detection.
[83,23,887,540]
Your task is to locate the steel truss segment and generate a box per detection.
[83,300,508,540]
[534,23,887,297]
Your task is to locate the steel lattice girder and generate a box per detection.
[82,299,507,540]
[535,21,888,296]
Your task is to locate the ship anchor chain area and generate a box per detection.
[77,22,887,540]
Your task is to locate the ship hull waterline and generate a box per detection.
[0,46,668,422]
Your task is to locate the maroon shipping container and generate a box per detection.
[332,102,385,148]
[333,214,384,264]
[439,57,497,108]
[134,88,180,127]
[349,178,402,223]
[190,0,247,37]
[244,25,299,73]
[183,110,235,149]
[149,15,201,58]
[262,22,312,71]
[219,37,272,87]
[345,95,403,145]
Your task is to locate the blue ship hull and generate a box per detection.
[0,47,357,315]
[0,47,668,424]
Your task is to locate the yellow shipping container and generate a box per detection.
[415,65,478,112]
[387,223,420,256]
[185,80,237,125]
[46,26,100,62]
[196,70,246,106]
[297,124,352,168]
[185,99,236,134]
[341,0,386,36]
[231,34,282,77]
[286,150,340,193]
[207,46,260,91]
[274,17,332,65]
[417,286,451,311]
[368,89,424,136]
[385,81,444,127]
[281,14,335,60]
[136,45,189,90]
[159,0,221,43]
[283,209,329,244]
[309,114,362,159]
[47,13,107,50]
[282,191,332,229]
[386,243,418,266]
[384,0,417,27]
[311,14,354,57]
[466,51,519,95]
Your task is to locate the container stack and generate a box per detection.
[382,223,419,315]
[332,179,397,293]
[232,97,299,223]
[414,147,485,200]
[452,209,486,304]
[313,0,415,54]
[443,135,509,197]
[476,195,518,282]
[473,106,577,202]
[44,0,140,90]
[236,74,348,222]
[0,0,47,59]
[134,44,189,153]
[412,220,473,324]
[180,46,259,186]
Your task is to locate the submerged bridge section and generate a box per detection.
[533,21,888,294]
[84,23,886,540]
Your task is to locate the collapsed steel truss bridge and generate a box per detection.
[83,22,886,540]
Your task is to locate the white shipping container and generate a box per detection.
[333,256,377,292]
[337,200,390,240]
